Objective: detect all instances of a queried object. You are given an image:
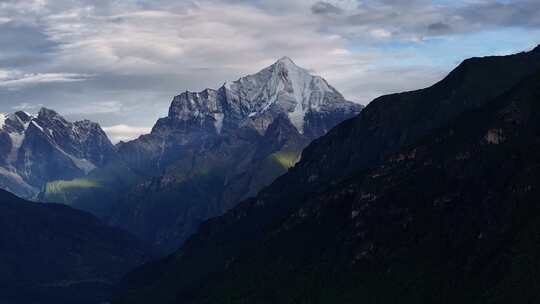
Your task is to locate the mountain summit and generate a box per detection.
[153,57,361,138]
[224,56,353,133]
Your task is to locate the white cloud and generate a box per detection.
[0,69,11,80]
[0,71,90,89]
[40,3,359,77]
[370,28,392,39]
[62,101,124,115]
[103,124,152,143]
[12,102,44,112]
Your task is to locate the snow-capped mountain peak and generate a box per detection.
[224,57,354,133]
[0,108,116,198]
[156,57,362,136]
[0,111,33,135]
[276,56,295,64]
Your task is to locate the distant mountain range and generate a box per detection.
[0,108,116,198]
[0,189,152,304]
[37,57,363,251]
[112,46,540,303]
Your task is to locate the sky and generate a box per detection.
[0,0,539,142]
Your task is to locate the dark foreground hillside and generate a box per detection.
[0,190,152,304]
[114,47,540,303]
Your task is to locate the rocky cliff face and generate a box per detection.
[113,47,540,304]
[0,109,116,198]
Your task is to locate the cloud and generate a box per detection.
[62,101,124,115]
[427,22,451,35]
[370,28,392,39]
[39,3,357,77]
[103,124,152,143]
[311,2,343,15]
[12,102,44,112]
[302,0,540,43]
[0,71,90,89]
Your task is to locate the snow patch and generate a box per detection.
[288,103,307,134]
[52,144,97,174]
[278,58,313,133]
[7,132,25,164]
[0,113,6,129]
[213,113,224,134]
[68,155,97,174]
[31,121,45,133]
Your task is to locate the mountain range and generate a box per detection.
[112,46,540,303]
[0,189,152,304]
[0,109,116,198]
[38,57,363,251]
[2,47,540,304]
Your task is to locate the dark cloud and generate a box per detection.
[311,2,343,15]
[336,0,540,40]
[427,22,451,35]
[457,0,540,29]
[0,21,57,68]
